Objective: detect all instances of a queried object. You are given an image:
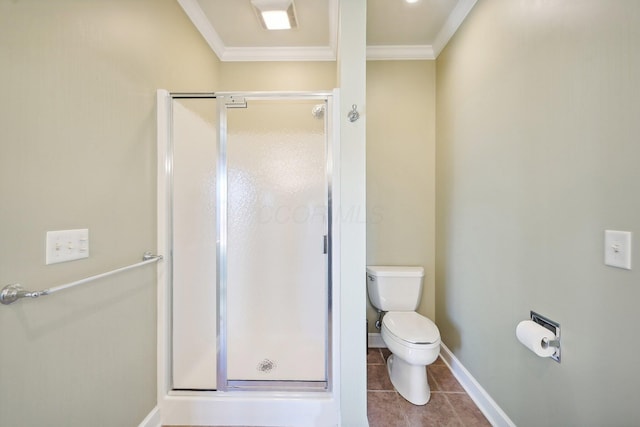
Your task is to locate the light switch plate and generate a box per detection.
[604,230,632,270]
[46,229,89,265]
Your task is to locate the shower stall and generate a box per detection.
[156,90,340,426]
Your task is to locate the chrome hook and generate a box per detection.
[347,104,360,122]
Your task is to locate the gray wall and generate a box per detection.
[0,1,219,426]
[436,1,640,425]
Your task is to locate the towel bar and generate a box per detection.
[1,252,163,305]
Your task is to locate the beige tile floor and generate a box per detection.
[367,348,491,427]
[166,348,491,427]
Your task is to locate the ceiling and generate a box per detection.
[177,0,477,62]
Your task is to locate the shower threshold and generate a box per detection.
[226,380,328,392]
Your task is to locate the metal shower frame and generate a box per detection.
[167,91,335,393]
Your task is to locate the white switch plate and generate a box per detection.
[46,229,89,265]
[604,230,632,270]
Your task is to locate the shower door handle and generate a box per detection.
[323,235,328,254]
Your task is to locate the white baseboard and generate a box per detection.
[439,344,516,427]
[138,406,161,427]
[368,332,386,348]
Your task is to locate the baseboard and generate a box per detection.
[439,344,516,427]
[138,406,161,427]
[368,332,386,348]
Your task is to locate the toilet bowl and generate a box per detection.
[381,311,441,405]
[366,266,441,405]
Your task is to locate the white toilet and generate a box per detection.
[366,265,441,405]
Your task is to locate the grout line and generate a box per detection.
[429,365,442,392]
[442,392,466,427]
[431,390,468,394]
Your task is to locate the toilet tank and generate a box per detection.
[366,266,425,311]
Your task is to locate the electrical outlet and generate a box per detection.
[46,229,89,265]
[604,230,631,270]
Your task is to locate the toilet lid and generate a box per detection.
[383,312,440,344]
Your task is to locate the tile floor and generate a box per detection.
[367,347,491,427]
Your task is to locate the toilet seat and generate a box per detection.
[382,312,440,347]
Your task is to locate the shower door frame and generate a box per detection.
[157,90,340,425]
[216,91,334,392]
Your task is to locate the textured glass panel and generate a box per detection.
[171,98,218,389]
[226,99,327,382]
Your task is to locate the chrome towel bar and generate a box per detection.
[0,252,163,305]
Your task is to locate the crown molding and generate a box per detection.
[177,0,475,62]
[177,0,226,59]
[432,0,477,57]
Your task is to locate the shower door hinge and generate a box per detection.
[323,235,328,254]
[225,96,247,108]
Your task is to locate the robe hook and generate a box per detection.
[347,104,360,122]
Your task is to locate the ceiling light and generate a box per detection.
[406,0,420,3]
[251,0,298,30]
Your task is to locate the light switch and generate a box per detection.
[46,229,89,265]
[604,230,632,270]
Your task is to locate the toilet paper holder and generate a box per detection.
[531,311,561,363]
[541,337,560,349]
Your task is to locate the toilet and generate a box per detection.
[366,265,441,405]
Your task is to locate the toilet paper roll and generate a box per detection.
[516,320,556,357]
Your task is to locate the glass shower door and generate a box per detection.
[222,97,329,388]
